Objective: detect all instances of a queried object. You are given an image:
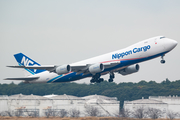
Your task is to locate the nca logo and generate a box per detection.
[21,56,37,72]
[21,56,34,66]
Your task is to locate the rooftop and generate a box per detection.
[124,96,167,104]
[82,94,117,100]
[50,94,83,100]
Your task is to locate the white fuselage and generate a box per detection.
[29,36,177,83]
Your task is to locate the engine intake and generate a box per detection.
[118,64,139,75]
[55,64,71,75]
[89,63,104,75]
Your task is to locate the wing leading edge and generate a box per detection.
[4,76,39,81]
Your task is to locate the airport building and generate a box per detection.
[0,94,119,117]
[124,95,180,117]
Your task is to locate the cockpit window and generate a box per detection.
[160,36,165,39]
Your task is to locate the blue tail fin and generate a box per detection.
[14,53,46,75]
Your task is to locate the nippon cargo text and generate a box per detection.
[112,45,151,59]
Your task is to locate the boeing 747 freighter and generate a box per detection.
[5,36,177,83]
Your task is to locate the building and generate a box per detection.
[149,96,180,112]
[0,94,119,117]
[124,95,180,118]
[82,94,119,116]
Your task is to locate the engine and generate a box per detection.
[55,64,71,75]
[89,63,104,75]
[118,64,139,75]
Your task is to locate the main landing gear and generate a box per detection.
[108,72,114,82]
[160,55,165,64]
[90,72,115,83]
[90,73,104,83]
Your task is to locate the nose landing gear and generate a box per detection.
[160,55,165,64]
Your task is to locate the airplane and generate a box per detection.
[5,36,177,83]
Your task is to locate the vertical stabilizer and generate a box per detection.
[14,53,45,76]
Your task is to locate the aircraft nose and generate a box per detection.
[172,39,178,47]
[164,38,178,51]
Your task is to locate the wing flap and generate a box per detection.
[71,64,88,75]
[103,61,120,68]
[71,64,87,71]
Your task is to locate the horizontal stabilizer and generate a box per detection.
[7,65,55,71]
[4,77,39,81]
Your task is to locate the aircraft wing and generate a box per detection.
[70,61,120,70]
[4,76,39,81]
[70,61,120,75]
[7,61,120,75]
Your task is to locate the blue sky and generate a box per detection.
[0,0,180,84]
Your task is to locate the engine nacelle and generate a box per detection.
[55,64,71,75]
[89,63,104,75]
[118,64,139,75]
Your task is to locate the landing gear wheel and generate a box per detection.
[108,78,113,82]
[160,60,165,64]
[160,55,165,64]
[99,78,104,82]
[90,73,101,83]
[96,78,104,83]
[90,79,95,83]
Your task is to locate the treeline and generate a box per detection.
[0,79,180,107]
